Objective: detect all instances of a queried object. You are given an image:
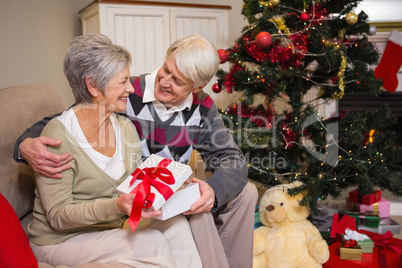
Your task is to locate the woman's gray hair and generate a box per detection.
[63,34,132,104]
[166,35,219,88]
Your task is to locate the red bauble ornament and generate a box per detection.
[212,83,222,93]
[217,49,230,64]
[255,32,272,49]
[300,12,310,23]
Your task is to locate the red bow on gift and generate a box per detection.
[127,158,175,232]
[365,231,402,268]
[343,239,358,248]
[369,231,402,255]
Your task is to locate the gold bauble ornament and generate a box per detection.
[269,0,280,7]
[345,12,358,25]
[259,0,270,5]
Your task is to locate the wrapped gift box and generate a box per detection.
[342,230,374,253]
[345,211,380,229]
[349,189,381,205]
[117,154,193,211]
[330,214,357,241]
[340,244,362,261]
[357,238,374,253]
[155,183,200,221]
[324,230,402,268]
[346,197,390,218]
[358,217,401,235]
[254,207,263,229]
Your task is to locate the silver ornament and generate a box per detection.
[368,25,377,36]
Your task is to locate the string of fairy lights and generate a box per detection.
[216,0,388,190]
[216,1,371,98]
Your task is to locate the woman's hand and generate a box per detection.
[116,194,162,218]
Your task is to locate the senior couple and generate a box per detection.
[16,33,257,267]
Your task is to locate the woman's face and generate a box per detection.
[102,66,134,113]
[154,53,201,108]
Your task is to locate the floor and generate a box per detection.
[255,183,402,239]
[391,216,402,239]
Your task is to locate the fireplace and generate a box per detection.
[338,91,402,152]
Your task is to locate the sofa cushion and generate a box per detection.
[0,193,38,268]
[0,84,65,220]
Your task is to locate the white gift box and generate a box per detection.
[116,154,193,211]
[156,182,200,221]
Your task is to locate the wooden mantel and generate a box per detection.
[80,0,232,13]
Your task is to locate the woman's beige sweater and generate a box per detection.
[28,114,142,245]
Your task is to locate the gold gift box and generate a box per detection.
[341,234,374,253]
[340,244,362,261]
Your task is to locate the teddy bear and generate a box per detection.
[253,181,329,268]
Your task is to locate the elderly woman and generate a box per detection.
[28,34,202,268]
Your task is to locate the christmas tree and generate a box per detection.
[215,0,402,213]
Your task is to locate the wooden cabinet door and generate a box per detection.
[170,9,229,50]
[80,3,231,107]
[100,5,170,75]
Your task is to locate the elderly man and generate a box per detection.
[15,35,258,268]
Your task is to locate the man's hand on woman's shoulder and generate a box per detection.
[20,137,73,179]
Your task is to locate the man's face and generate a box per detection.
[154,53,201,108]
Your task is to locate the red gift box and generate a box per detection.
[324,230,402,268]
[349,189,382,205]
[330,214,357,241]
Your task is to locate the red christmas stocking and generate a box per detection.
[374,30,402,92]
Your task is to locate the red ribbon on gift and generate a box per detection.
[365,231,402,268]
[127,158,175,232]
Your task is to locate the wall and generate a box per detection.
[0,0,93,106]
[357,0,402,93]
[2,0,399,106]
[0,0,401,213]
[0,0,245,107]
[356,0,402,22]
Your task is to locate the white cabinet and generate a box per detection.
[80,1,230,80]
